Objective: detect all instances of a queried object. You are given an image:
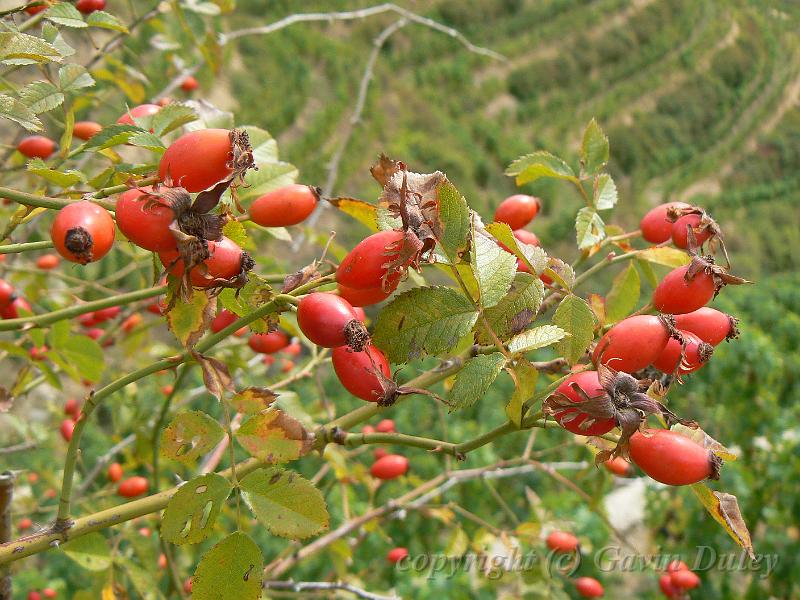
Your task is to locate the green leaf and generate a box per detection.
[183,99,234,130]
[44,3,87,28]
[506,151,576,185]
[470,218,516,308]
[507,325,566,354]
[162,473,232,545]
[581,118,609,175]
[151,103,198,136]
[86,10,129,33]
[41,23,75,58]
[605,263,640,323]
[437,180,471,260]
[26,158,85,187]
[166,287,213,348]
[128,131,166,153]
[485,221,549,275]
[552,294,596,365]
[123,559,166,600]
[192,532,263,600]
[51,334,104,382]
[0,93,42,131]
[238,161,298,202]
[236,409,312,463]
[575,207,605,249]
[18,81,63,113]
[373,287,479,363]
[62,532,111,571]
[447,352,506,411]
[229,387,278,414]
[328,197,378,232]
[161,410,225,465]
[638,247,692,268]
[222,218,248,248]
[218,274,275,333]
[0,32,62,64]
[242,125,278,164]
[476,272,544,344]
[544,258,575,290]
[58,64,95,92]
[83,123,141,150]
[506,360,539,428]
[593,173,618,210]
[240,467,329,539]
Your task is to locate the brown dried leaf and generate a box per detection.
[235,409,314,463]
[230,387,278,414]
[0,387,14,412]
[691,484,754,559]
[193,352,234,400]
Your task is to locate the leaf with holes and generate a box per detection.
[470,216,516,308]
[553,294,596,365]
[581,118,609,175]
[230,387,278,414]
[506,151,576,185]
[166,286,214,348]
[240,468,329,540]
[192,532,263,600]
[605,262,640,323]
[161,411,225,465]
[236,409,312,463]
[507,325,566,354]
[328,197,378,232]
[161,474,232,545]
[373,287,478,363]
[447,352,506,412]
[476,272,544,345]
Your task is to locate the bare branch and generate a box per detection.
[0,442,36,456]
[263,580,399,600]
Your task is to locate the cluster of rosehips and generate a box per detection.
[360,420,410,480]
[545,531,604,597]
[492,193,544,275]
[659,560,701,598]
[0,278,32,320]
[24,0,105,17]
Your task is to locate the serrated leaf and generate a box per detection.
[192,532,263,600]
[128,131,165,153]
[44,3,87,28]
[605,263,640,323]
[485,221,549,275]
[51,335,104,382]
[437,180,471,260]
[0,32,62,64]
[63,532,111,571]
[506,151,576,185]
[222,218,247,247]
[58,64,94,92]
[576,207,605,249]
[161,410,225,465]
[236,409,312,463]
[18,81,63,113]
[166,288,213,348]
[86,10,128,32]
[151,103,197,136]
[230,387,278,414]
[691,485,754,559]
[581,118,609,175]
[507,325,566,354]
[83,123,141,150]
[471,217,516,308]
[506,360,539,428]
[637,247,692,268]
[26,158,85,187]
[238,161,298,202]
[553,294,595,365]
[162,473,232,545]
[240,467,329,539]
[447,352,506,411]
[477,272,544,344]
[594,173,617,210]
[241,125,278,163]
[544,258,575,290]
[373,286,479,363]
[328,197,378,231]
[0,93,42,131]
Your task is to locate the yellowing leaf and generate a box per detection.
[328,197,378,231]
[236,409,312,463]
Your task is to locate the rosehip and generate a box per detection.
[574,577,604,598]
[50,201,115,264]
[673,307,738,346]
[331,345,391,402]
[603,456,633,477]
[118,476,149,498]
[672,214,712,249]
[387,547,409,563]
[0,297,31,319]
[117,104,160,126]
[593,315,671,373]
[652,331,713,375]
[17,136,56,160]
[512,229,540,246]
[629,429,718,486]
[115,187,177,252]
[248,331,289,354]
[494,194,541,230]
[29,346,47,360]
[93,306,120,323]
[18,517,32,531]
[158,129,233,193]
[121,313,143,333]
[160,237,249,287]
[659,574,681,598]
[639,202,690,244]
[336,230,407,290]
[180,76,199,92]
[107,462,123,482]
[64,398,80,419]
[545,531,579,553]
[210,309,247,336]
[376,419,395,433]
[670,569,700,590]
[60,419,75,442]
[36,254,60,270]
[249,184,319,227]
[183,578,193,593]
[284,342,302,356]
[665,560,689,574]
[158,553,167,569]
[551,371,616,435]
[370,454,409,480]
[0,279,15,306]
[653,265,716,315]
[27,592,42,600]
[374,448,388,460]
[361,425,375,434]
[280,359,294,373]
[337,282,394,307]
[42,588,56,599]
[75,0,105,13]
[25,4,48,15]
[297,292,362,348]
[73,121,102,141]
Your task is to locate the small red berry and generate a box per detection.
[331,345,391,402]
[659,574,681,598]
[653,265,716,315]
[670,569,701,590]
[545,531,579,553]
[361,425,376,435]
[17,136,56,159]
[593,315,671,373]
[574,577,604,598]
[65,398,80,419]
[248,331,289,354]
[551,371,616,436]
[50,201,115,264]
[41,588,56,599]
[494,194,541,230]
[117,104,160,126]
[374,448,388,460]
[284,342,302,356]
[337,282,394,307]
[118,476,149,498]
[27,472,39,484]
[138,527,151,537]
[93,306,121,323]
[297,292,361,348]
[157,553,167,569]
[75,0,105,13]
[249,184,319,227]
[387,547,409,563]
[262,355,275,367]
[370,454,409,480]
[36,254,60,270]
[121,313,143,333]
[183,578,193,593]
[60,419,75,442]
[107,462,123,482]
[652,331,713,375]
[672,214,712,249]
[0,297,31,320]
[18,517,33,531]
[0,279,15,306]
[673,307,738,346]
[665,560,689,574]
[27,592,42,600]
[158,129,234,193]
[210,309,246,336]
[336,230,408,291]
[73,121,102,141]
[376,419,395,433]
[115,187,177,252]
[29,345,48,361]
[603,456,633,477]
[280,359,294,373]
[180,75,199,92]
[629,429,718,486]
[639,202,690,244]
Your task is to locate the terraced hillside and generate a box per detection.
[226,0,799,279]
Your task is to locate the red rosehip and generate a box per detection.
[361,425,376,435]
[64,398,81,420]
[27,592,42,600]
[93,306,120,323]
[639,202,690,244]
[17,136,57,160]
[652,331,713,375]
[603,456,633,477]
[659,574,682,597]
[551,371,616,436]
[672,214,712,249]
[157,553,167,569]
[36,254,60,270]
[374,448,388,460]
[352,307,367,323]
[370,454,409,480]
[60,419,75,442]
[118,476,149,498]
[670,569,701,590]
[336,230,407,290]
[262,354,275,367]
[283,342,302,356]
[138,527,152,537]
[331,345,391,402]
[0,279,15,306]
[0,297,32,319]
[115,187,177,252]
[117,104,160,126]
[75,0,105,14]
[180,75,199,92]
[42,588,56,599]
[494,194,541,230]
[673,307,738,346]
[665,560,689,574]
[376,419,395,433]
[248,331,289,354]
[107,462,123,482]
[29,345,47,360]
[249,184,319,227]
[653,265,716,315]
[297,292,361,348]
[27,472,39,484]
[280,359,294,373]
[18,517,33,531]
[387,547,409,563]
[158,129,233,193]
[51,201,115,264]
[629,429,718,486]
[210,309,247,336]
[183,578,193,593]
[545,531,579,553]
[574,577,604,598]
[337,282,394,307]
[25,4,48,15]
[121,313,143,333]
[160,237,248,288]
[512,229,540,246]
[73,121,102,141]
[593,315,671,373]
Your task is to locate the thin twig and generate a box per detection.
[262,580,399,600]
